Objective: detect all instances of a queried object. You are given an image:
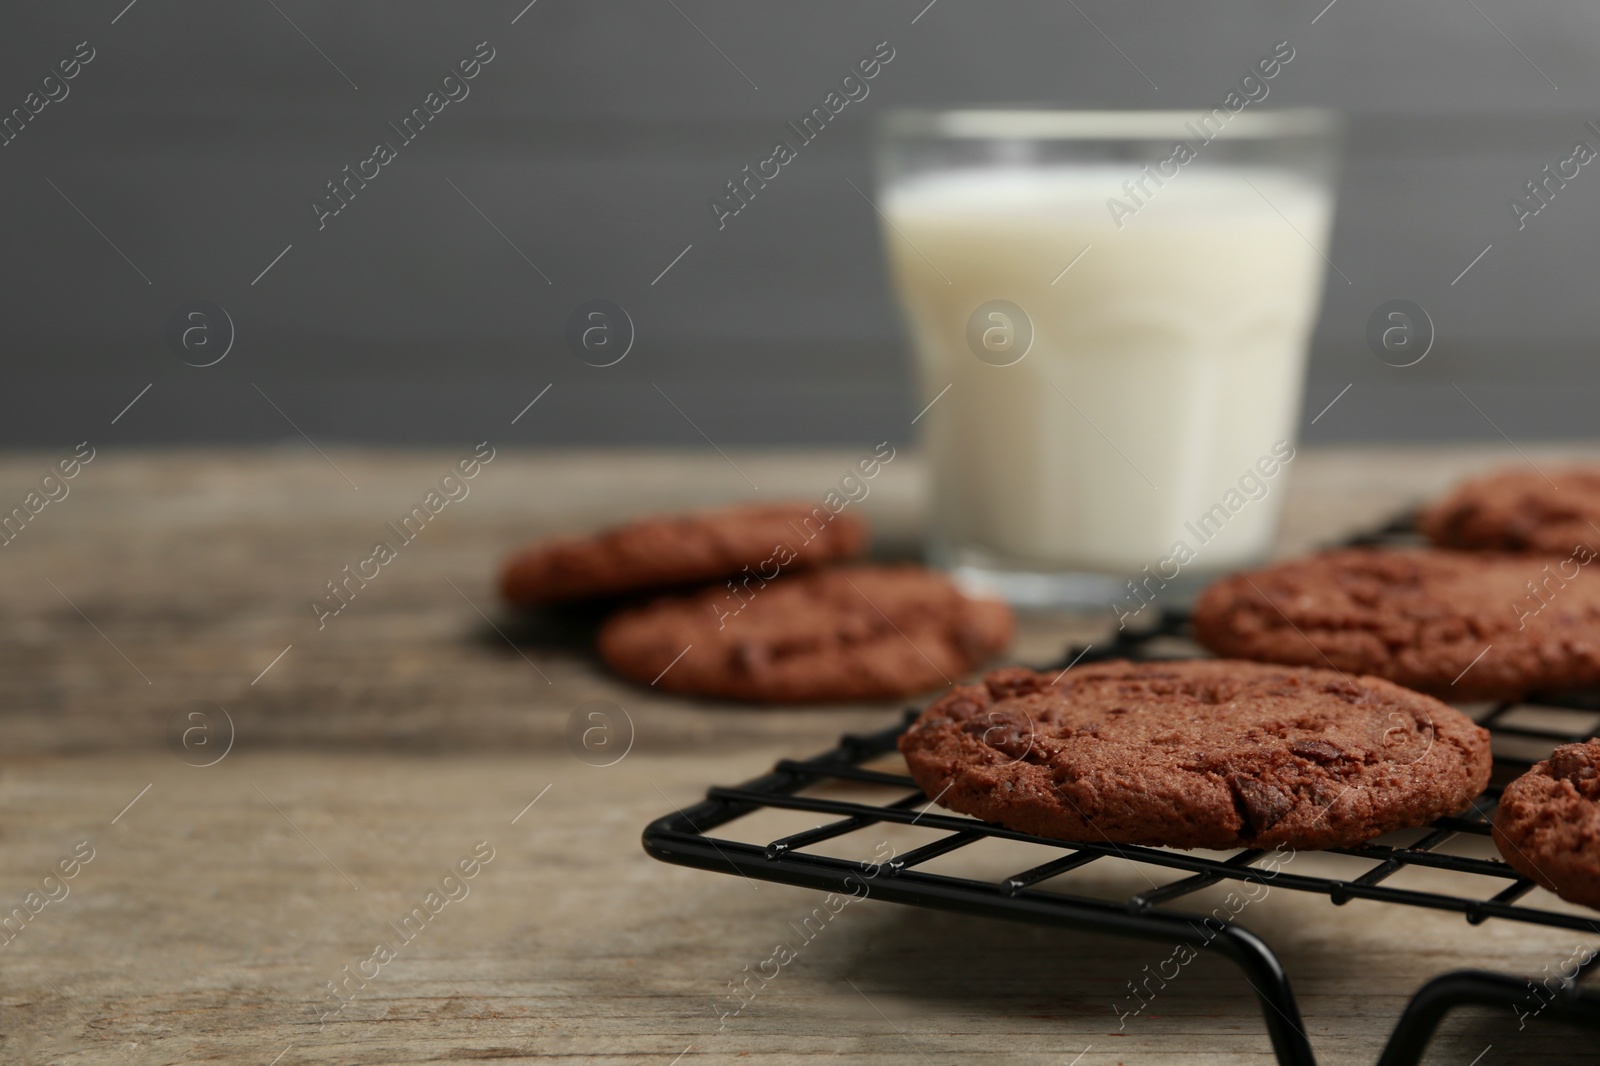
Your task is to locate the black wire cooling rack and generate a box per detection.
[642,526,1600,1066]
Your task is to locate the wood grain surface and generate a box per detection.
[2,444,1599,1065]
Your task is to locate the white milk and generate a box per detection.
[882,165,1332,578]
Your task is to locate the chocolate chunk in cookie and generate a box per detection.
[1192,548,1600,701]
[1494,739,1600,910]
[500,502,866,606]
[597,565,1013,702]
[898,660,1491,850]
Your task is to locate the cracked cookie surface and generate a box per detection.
[1192,548,1600,701]
[1494,739,1600,910]
[898,660,1490,850]
[597,565,1012,702]
[500,502,866,606]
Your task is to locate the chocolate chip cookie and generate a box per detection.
[899,660,1491,850]
[597,565,1013,702]
[1192,548,1600,701]
[500,502,866,606]
[1419,465,1600,553]
[1494,739,1600,910]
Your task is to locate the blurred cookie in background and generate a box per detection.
[598,565,1013,702]
[500,501,866,607]
[1419,464,1600,553]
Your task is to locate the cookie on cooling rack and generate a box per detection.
[1419,465,1600,554]
[898,660,1491,851]
[597,565,1013,702]
[1494,739,1600,910]
[500,502,867,606]
[1191,548,1600,702]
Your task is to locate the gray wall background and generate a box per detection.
[3,0,1598,448]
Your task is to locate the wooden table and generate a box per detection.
[2,444,1598,1065]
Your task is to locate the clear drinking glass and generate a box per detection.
[877,108,1340,611]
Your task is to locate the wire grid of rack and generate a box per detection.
[643,530,1600,1065]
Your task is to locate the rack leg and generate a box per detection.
[1209,923,1320,1066]
[1376,968,1600,1066]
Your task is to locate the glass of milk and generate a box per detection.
[878,109,1339,611]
